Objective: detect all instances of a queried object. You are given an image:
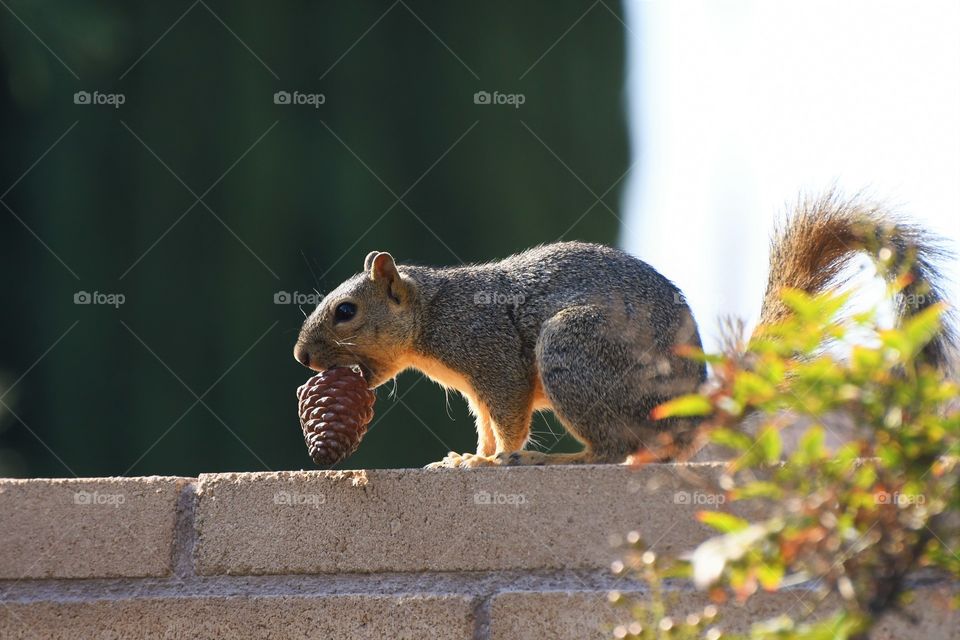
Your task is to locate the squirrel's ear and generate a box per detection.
[368,252,396,280]
[369,252,408,303]
[363,251,380,272]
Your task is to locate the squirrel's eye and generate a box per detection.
[334,302,357,323]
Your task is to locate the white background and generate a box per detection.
[621,0,960,352]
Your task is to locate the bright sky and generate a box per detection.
[621,0,960,352]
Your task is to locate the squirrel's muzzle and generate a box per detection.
[293,343,314,370]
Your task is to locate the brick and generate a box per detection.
[488,589,830,638]
[0,595,474,640]
[0,476,188,579]
[489,586,959,640]
[489,591,622,639]
[195,465,738,575]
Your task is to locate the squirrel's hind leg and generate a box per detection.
[533,304,685,464]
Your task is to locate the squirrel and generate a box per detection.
[293,192,956,467]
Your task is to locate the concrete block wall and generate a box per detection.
[0,466,956,639]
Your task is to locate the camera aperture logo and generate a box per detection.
[74,291,125,308]
[473,90,525,109]
[274,490,325,508]
[274,90,325,108]
[74,90,125,109]
[274,291,323,305]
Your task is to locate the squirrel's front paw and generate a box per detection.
[425,452,499,469]
[424,452,458,469]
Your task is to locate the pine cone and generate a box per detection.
[297,366,375,467]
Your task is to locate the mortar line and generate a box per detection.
[471,592,493,640]
[0,569,948,605]
[171,481,199,580]
[0,570,646,603]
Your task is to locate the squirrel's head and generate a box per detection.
[293,251,419,388]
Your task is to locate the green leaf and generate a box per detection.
[733,371,778,405]
[731,481,784,500]
[780,288,817,317]
[851,345,882,373]
[834,442,861,466]
[757,561,785,590]
[781,288,850,323]
[901,302,944,353]
[853,464,877,490]
[793,425,826,464]
[697,510,750,533]
[711,427,754,452]
[876,443,903,469]
[674,343,725,364]
[650,394,712,420]
[879,329,909,359]
[785,610,869,640]
[757,426,783,464]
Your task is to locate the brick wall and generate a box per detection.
[1,466,956,639]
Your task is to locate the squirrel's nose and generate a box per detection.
[293,343,312,368]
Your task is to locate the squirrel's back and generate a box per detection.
[405,241,702,374]
[415,241,687,314]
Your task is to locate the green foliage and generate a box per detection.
[613,287,958,639]
[609,546,724,640]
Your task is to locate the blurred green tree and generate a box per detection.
[0,0,628,477]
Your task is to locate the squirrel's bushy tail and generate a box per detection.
[756,191,957,370]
